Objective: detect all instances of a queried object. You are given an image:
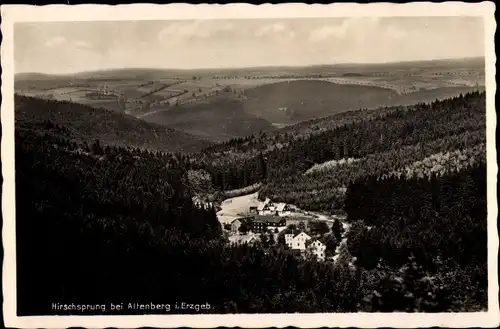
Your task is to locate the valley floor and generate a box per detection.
[217,190,352,262]
[217,191,348,228]
[216,192,260,225]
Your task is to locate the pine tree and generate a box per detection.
[336,243,352,266]
[269,233,276,246]
[332,219,343,241]
[260,232,269,248]
[298,221,306,232]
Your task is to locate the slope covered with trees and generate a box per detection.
[16,126,220,314]
[15,90,488,314]
[196,91,485,212]
[196,91,488,311]
[15,95,212,153]
[17,124,460,315]
[345,162,487,311]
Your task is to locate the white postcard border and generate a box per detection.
[1,2,498,328]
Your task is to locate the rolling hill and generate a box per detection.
[50,56,483,79]
[14,57,484,142]
[240,80,484,124]
[241,80,398,123]
[198,90,486,214]
[15,95,212,153]
[139,80,483,139]
[141,92,275,141]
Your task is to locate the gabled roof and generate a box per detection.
[294,232,311,239]
[306,238,325,248]
[266,216,286,224]
[257,203,269,211]
[275,203,288,212]
[231,217,253,224]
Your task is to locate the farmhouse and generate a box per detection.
[230,217,253,233]
[274,202,292,216]
[250,215,287,233]
[100,84,110,96]
[249,217,267,233]
[192,196,214,210]
[256,198,274,215]
[255,198,291,216]
[283,231,327,261]
[262,216,287,228]
[232,215,287,234]
[306,239,327,261]
[284,233,295,248]
[291,232,312,251]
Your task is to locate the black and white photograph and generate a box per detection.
[1,3,498,328]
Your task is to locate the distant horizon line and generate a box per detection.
[15,56,485,77]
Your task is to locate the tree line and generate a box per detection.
[344,162,487,310]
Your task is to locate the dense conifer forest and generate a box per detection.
[198,91,485,210]
[14,91,488,314]
[15,94,212,153]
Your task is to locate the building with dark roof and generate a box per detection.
[232,215,287,234]
[230,216,254,233]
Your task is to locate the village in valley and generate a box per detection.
[214,193,351,263]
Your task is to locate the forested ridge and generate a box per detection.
[200,90,488,310]
[16,126,466,314]
[195,91,485,211]
[14,90,487,314]
[15,94,212,153]
[345,162,487,311]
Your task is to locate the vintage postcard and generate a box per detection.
[1,2,498,328]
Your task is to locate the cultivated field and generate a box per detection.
[15,57,485,141]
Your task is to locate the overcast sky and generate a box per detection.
[14,17,484,74]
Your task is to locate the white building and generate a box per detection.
[291,232,311,251]
[275,203,291,216]
[257,198,274,215]
[285,233,295,248]
[256,198,291,216]
[192,196,213,210]
[282,232,326,261]
[306,239,326,261]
